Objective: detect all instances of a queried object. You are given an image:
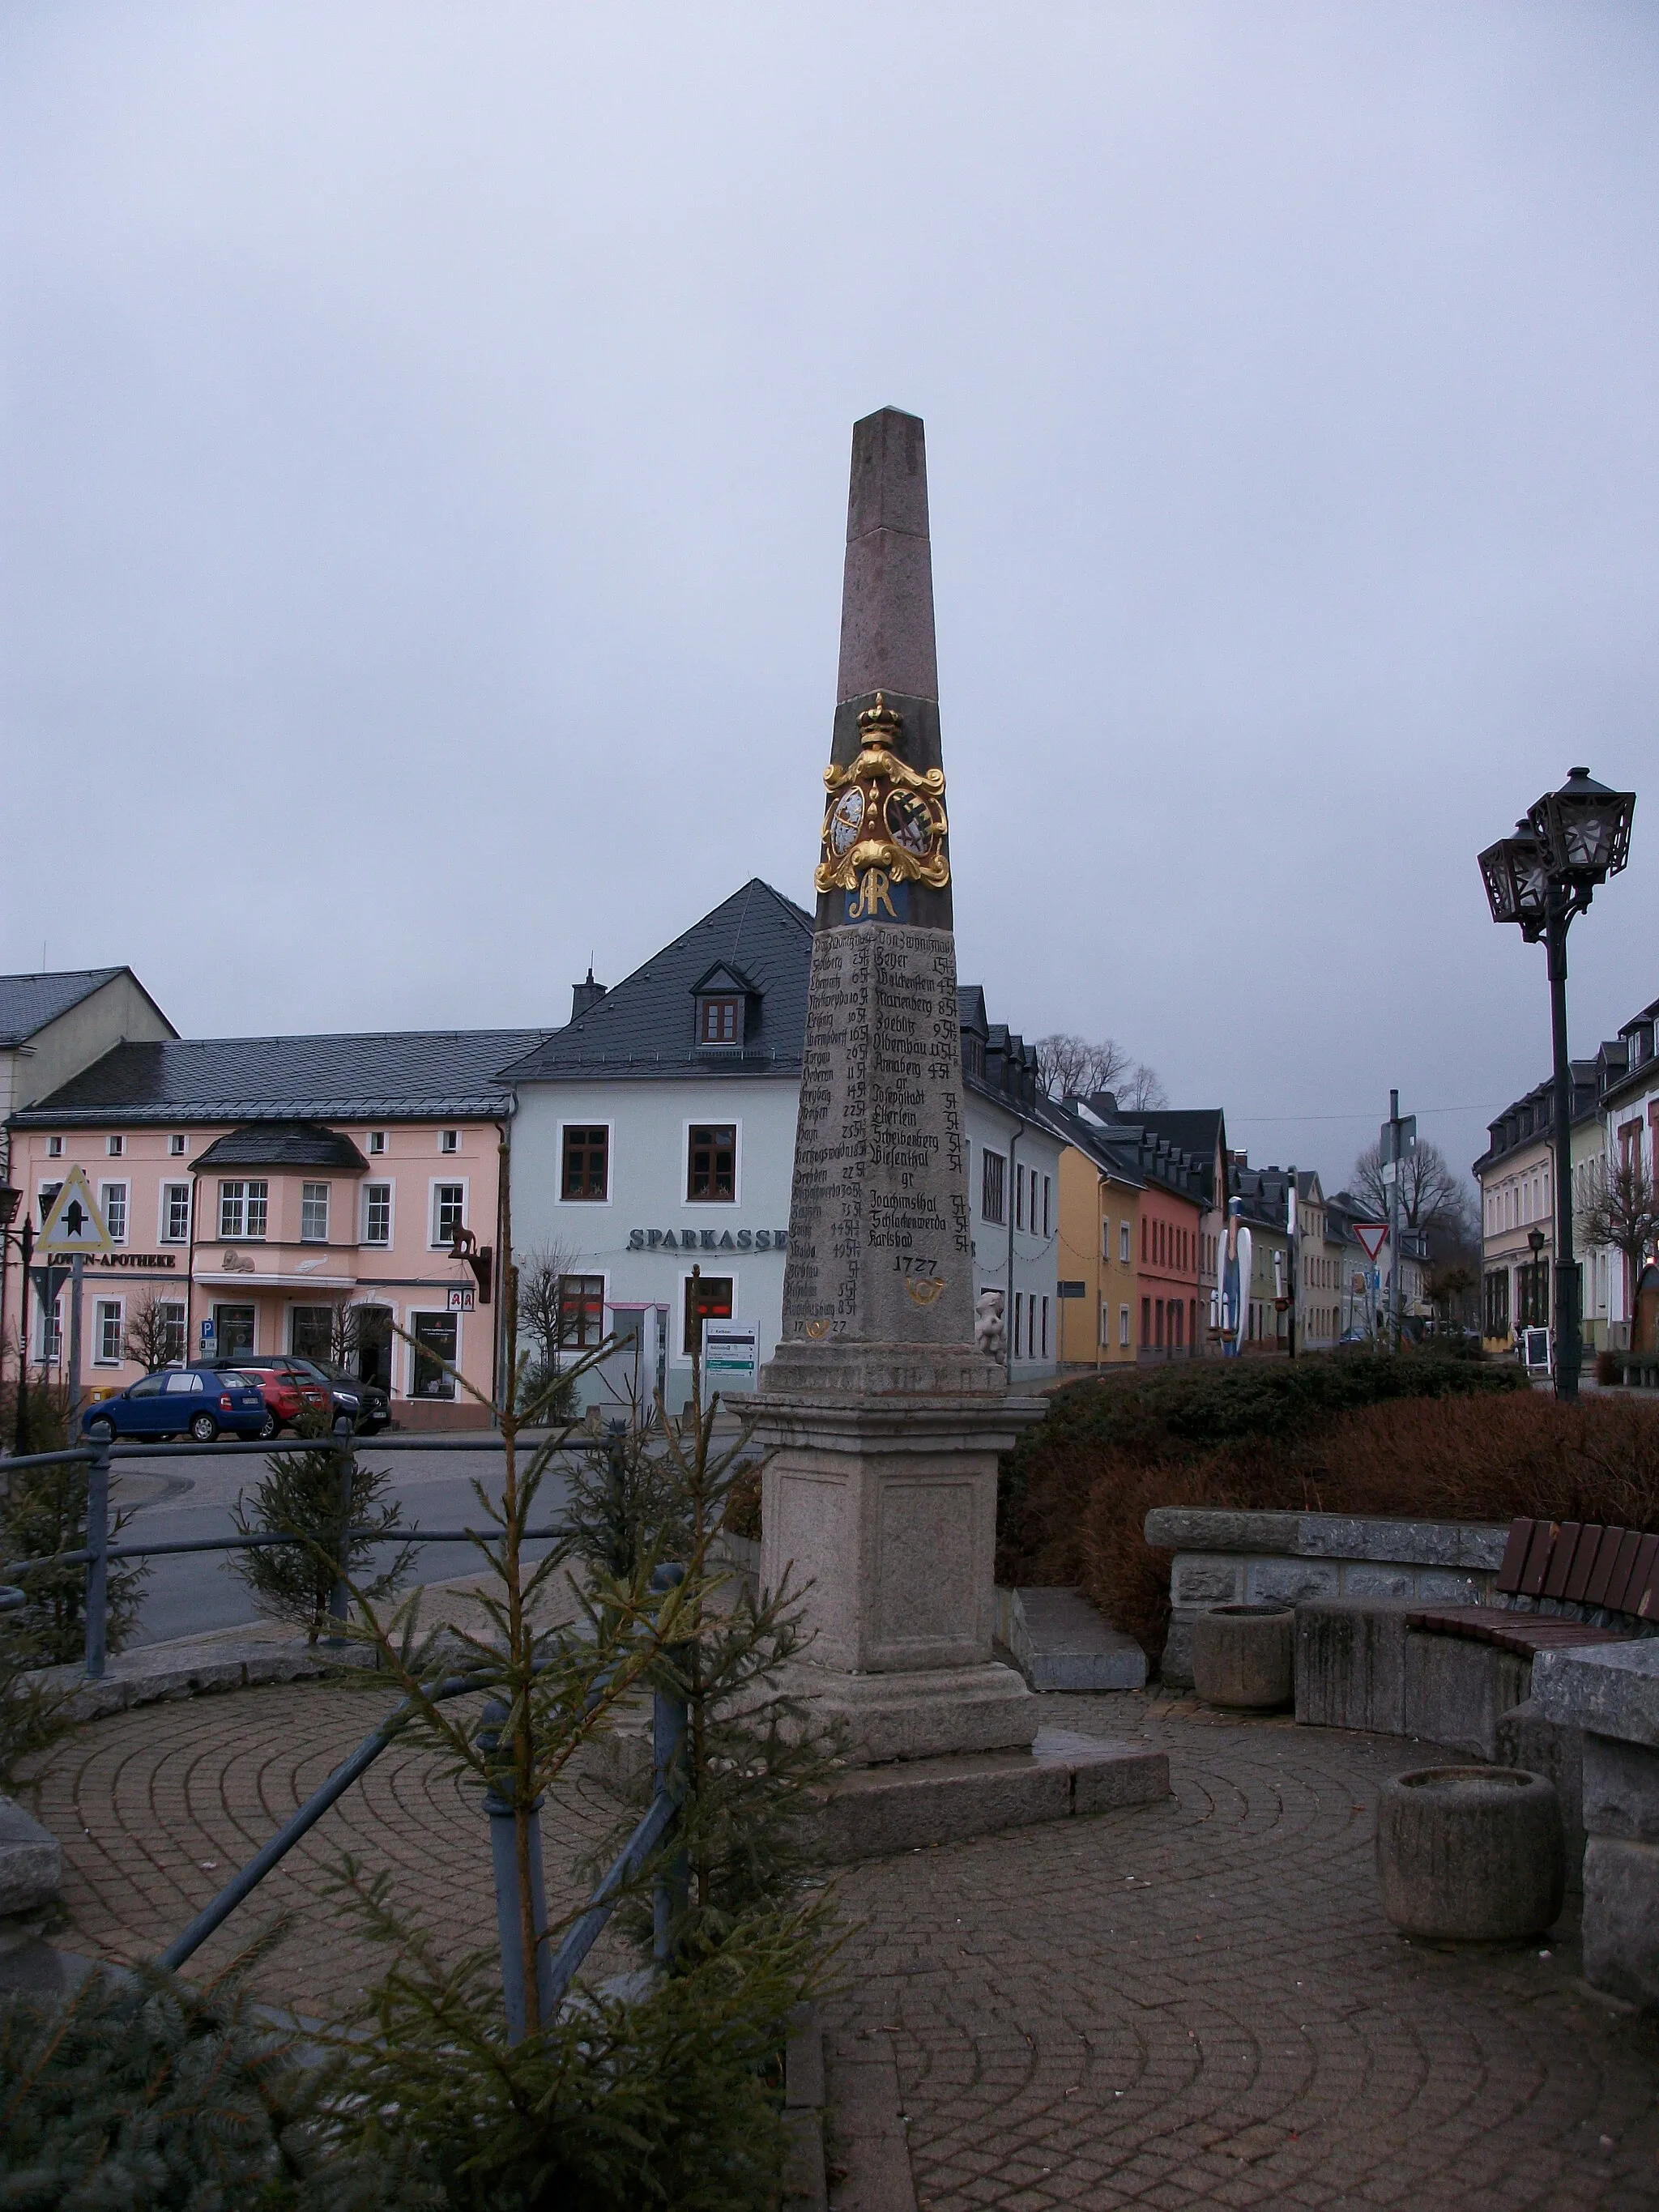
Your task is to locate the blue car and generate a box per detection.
[81,1366,270,1445]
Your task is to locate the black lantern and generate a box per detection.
[0,1184,19,1230]
[1527,1228,1546,1259]
[1529,766,1636,888]
[1478,820,1552,940]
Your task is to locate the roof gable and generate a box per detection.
[689,961,760,999]
[0,967,171,1049]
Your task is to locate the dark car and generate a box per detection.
[200,1353,391,1435]
[81,1367,268,1445]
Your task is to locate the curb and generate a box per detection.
[784,2001,830,2212]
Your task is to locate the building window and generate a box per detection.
[362,1183,392,1246]
[684,1272,734,1356]
[213,1303,255,1359]
[1015,1165,1026,1231]
[1041,1296,1050,1358]
[218,1181,268,1240]
[100,1182,128,1245]
[46,1135,62,1158]
[1013,1291,1025,1357]
[106,1133,124,1157]
[1100,1299,1111,1346]
[410,1311,458,1399]
[155,1301,186,1366]
[1120,1304,1132,1349]
[440,1129,458,1154]
[1043,1176,1051,1238]
[1483,1268,1509,1337]
[368,1131,386,1155]
[38,1182,62,1225]
[561,1126,609,1201]
[688,1124,736,1202]
[301,1183,330,1242]
[168,1133,187,1157]
[40,1293,62,1365]
[982,1149,1006,1225]
[291,1306,336,1362]
[95,1299,123,1365]
[1120,1221,1132,1265]
[697,995,740,1046]
[161,1183,191,1242]
[432,1183,466,1248]
[557,1274,607,1348]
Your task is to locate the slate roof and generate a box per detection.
[192,1122,371,1173]
[0,968,142,1047]
[11,1029,548,1127]
[501,880,816,1082]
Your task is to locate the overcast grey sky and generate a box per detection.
[3,4,1655,1193]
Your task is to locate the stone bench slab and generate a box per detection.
[996,1587,1147,1692]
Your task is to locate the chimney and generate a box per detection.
[570,968,606,1022]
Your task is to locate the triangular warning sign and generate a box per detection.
[37,1165,115,1256]
[1354,1222,1388,1264]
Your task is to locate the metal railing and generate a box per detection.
[0,1427,689,2035]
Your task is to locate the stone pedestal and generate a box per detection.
[748,1388,1045,1762]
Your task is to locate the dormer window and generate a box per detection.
[698,996,741,1046]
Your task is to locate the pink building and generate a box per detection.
[4,1028,544,1427]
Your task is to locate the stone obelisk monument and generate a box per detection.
[751,407,1045,1766]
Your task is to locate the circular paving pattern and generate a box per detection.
[16,1681,1659,2206]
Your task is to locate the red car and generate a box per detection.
[243,1368,333,1438]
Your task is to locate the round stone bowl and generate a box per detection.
[1190,1603,1294,1711]
[1376,1767,1565,1941]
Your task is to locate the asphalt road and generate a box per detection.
[109,1437,578,1647]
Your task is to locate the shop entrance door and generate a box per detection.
[214,1305,255,1361]
[354,1306,393,1390]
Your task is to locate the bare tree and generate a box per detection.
[1351,1136,1475,1255]
[122,1289,184,1371]
[326,1301,392,1380]
[1118,1062,1169,1113]
[516,1240,584,1376]
[1578,1146,1658,1293]
[1034,1034,1130,1102]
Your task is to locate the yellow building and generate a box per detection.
[1054,1127,1144,1370]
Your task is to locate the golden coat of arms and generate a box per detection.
[815,694,949,914]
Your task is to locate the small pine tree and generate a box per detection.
[229,1424,415,1645]
[0,1446,147,1666]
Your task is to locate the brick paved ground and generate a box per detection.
[15,1679,1659,2206]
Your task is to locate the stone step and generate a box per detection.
[810,1729,1167,1861]
[996,1585,1147,1692]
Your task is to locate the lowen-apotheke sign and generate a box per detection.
[82,1252,181,1271]
[626,1228,789,1251]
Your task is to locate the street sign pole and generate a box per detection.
[66,1252,84,1417]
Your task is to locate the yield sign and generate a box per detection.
[1354,1222,1389,1264]
[37,1165,114,1255]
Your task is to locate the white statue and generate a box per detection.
[975,1287,1006,1361]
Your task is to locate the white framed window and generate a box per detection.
[219,1180,268,1240]
[168,1133,187,1157]
[685,1120,740,1203]
[106,1133,125,1157]
[94,1298,123,1365]
[1120,1303,1131,1348]
[1041,1296,1050,1358]
[981,1149,1006,1225]
[1120,1221,1132,1265]
[99,1181,129,1244]
[47,1135,62,1157]
[1100,1300,1111,1346]
[558,1123,612,1204]
[160,1183,191,1242]
[37,1181,62,1225]
[1042,1176,1051,1238]
[432,1181,467,1248]
[1015,1164,1026,1231]
[362,1183,393,1246]
[300,1183,330,1242]
[1013,1290,1025,1357]
[440,1128,459,1154]
[368,1130,386,1155]
[156,1300,186,1366]
[39,1293,62,1364]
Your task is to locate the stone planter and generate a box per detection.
[1191,1604,1294,1711]
[1376,1767,1564,1941]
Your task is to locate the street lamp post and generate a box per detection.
[1480,768,1636,1401]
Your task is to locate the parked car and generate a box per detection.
[237,1366,331,1437]
[80,1367,269,1445]
[199,1353,391,1435]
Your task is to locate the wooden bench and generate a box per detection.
[1406,1517,1658,1658]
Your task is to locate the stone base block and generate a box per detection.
[780,1658,1038,1764]
[808,1730,1169,1861]
[1295,1600,1410,1734]
[1404,1630,1531,1760]
[1582,1837,1659,2007]
[0,1796,62,1916]
[1582,1732,1659,1844]
[996,1587,1146,1692]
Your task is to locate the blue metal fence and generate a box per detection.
[0,1430,689,2034]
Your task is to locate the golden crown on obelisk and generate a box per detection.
[814,691,950,898]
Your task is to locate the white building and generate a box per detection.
[1599,996,1659,1352]
[502,881,1062,1412]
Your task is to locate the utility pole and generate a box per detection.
[1388,1091,1403,1352]
[1286,1165,1299,1359]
